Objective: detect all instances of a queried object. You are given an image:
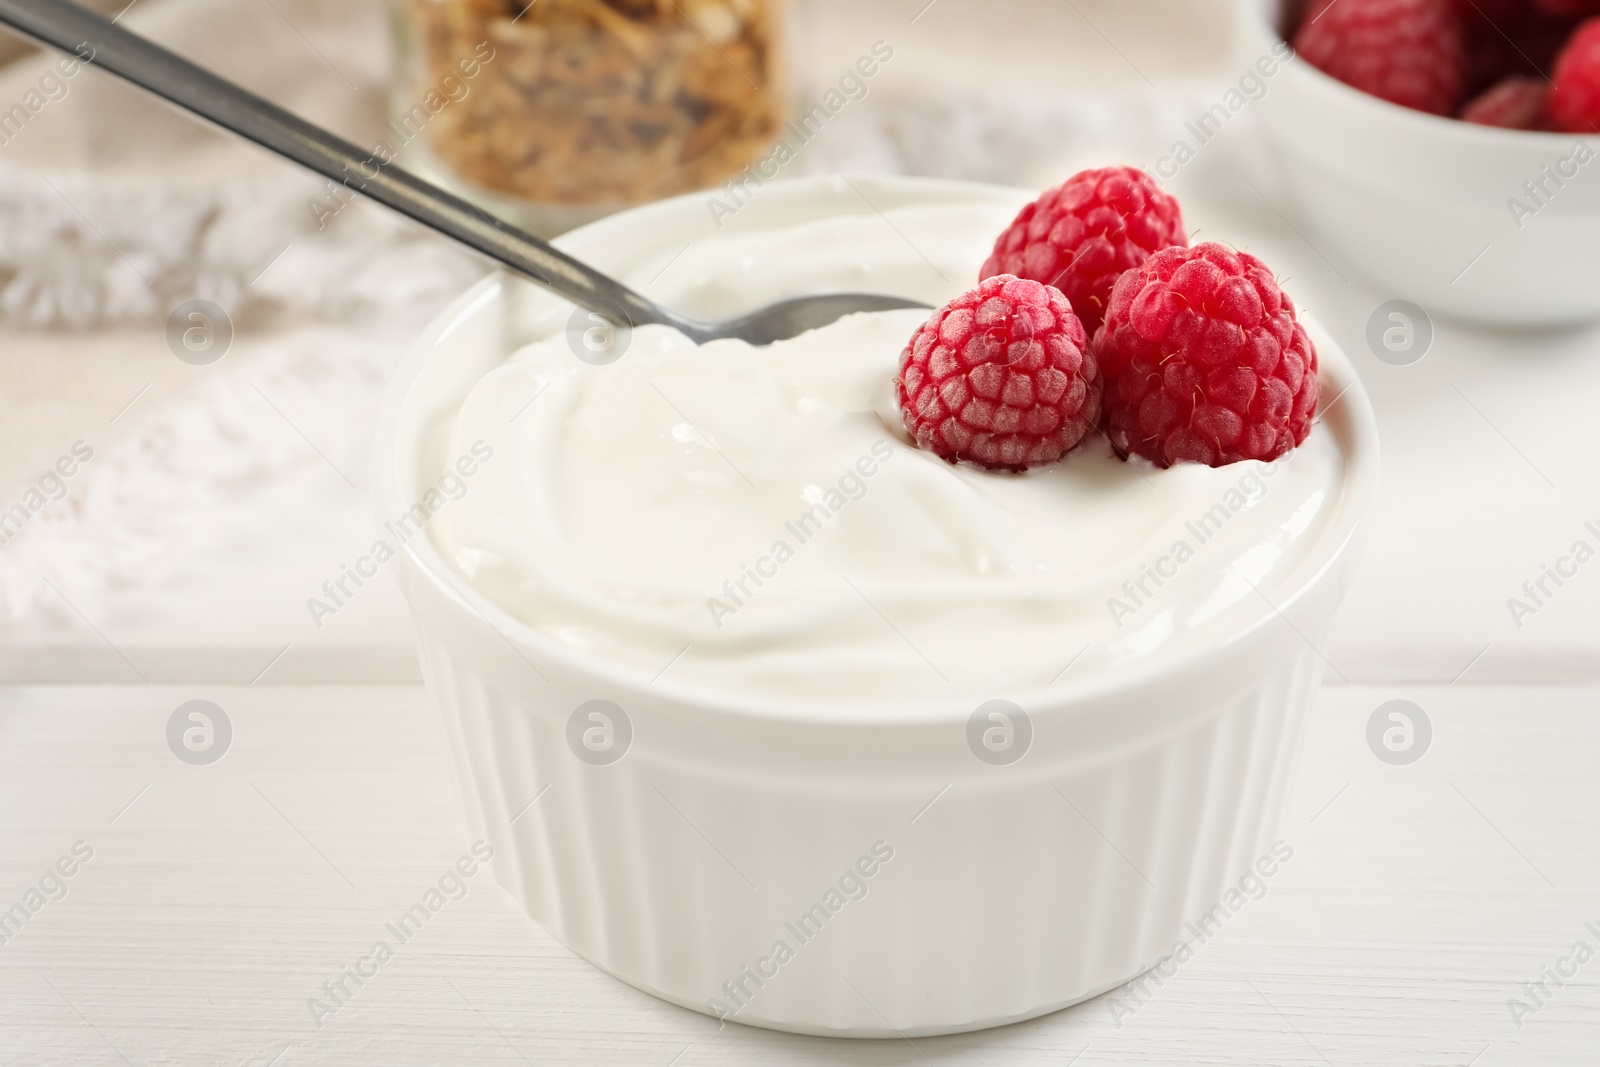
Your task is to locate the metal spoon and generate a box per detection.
[0,0,931,344]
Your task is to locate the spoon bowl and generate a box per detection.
[685,292,934,346]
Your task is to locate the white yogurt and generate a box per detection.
[432,198,1346,705]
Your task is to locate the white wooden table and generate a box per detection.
[4,682,1598,1065]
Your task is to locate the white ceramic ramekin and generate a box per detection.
[1241,0,1600,326]
[371,174,1379,1038]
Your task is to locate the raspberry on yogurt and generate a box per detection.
[1093,243,1318,468]
[979,167,1186,336]
[897,275,1099,472]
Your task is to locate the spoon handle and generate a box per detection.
[0,0,681,331]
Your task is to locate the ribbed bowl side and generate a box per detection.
[414,621,1326,1038]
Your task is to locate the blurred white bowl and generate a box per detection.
[1241,0,1600,327]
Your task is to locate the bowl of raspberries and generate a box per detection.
[1244,0,1600,325]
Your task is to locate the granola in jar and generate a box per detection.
[401,0,786,208]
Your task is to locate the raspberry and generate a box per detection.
[1093,244,1318,468]
[1551,17,1600,132]
[897,275,1098,472]
[978,167,1186,336]
[1461,75,1552,126]
[1294,0,1468,115]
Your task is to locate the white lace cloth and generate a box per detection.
[0,0,484,664]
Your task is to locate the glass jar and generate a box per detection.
[392,0,787,234]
